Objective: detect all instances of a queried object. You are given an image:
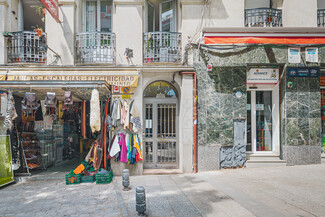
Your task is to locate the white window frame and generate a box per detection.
[82,0,113,32]
[146,1,155,32]
[159,0,177,32]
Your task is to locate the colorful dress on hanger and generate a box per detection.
[118,133,128,163]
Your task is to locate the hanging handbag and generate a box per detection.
[64,91,73,106]
[44,92,57,108]
[22,92,38,110]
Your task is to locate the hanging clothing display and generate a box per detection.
[130,101,142,130]
[121,100,129,129]
[90,89,101,133]
[118,133,128,163]
[109,135,120,157]
[4,89,17,129]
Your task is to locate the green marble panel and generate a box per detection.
[309,118,321,146]
[297,118,309,146]
[286,118,299,146]
[297,77,309,92]
[285,92,298,118]
[297,93,310,118]
[309,92,321,118]
[309,77,320,92]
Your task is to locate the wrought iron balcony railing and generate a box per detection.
[6,31,47,64]
[144,32,181,64]
[75,32,115,64]
[245,8,282,27]
[318,9,325,27]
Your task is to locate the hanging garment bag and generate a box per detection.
[22,92,38,110]
[64,91,73,106]
[44,92,57,108]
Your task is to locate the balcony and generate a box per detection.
[143,32,181,64]
[245,8,282,27]
[318,9,325,27]
[75,32,115,64]
[6,31,47,64]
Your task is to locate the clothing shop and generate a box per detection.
[0,68,146,186]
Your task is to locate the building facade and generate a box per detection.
[0,0,324,180]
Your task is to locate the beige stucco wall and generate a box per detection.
[113,2,144,66]
[283,0,318,27]
[46,2,75,65]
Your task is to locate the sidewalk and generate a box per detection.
[1,164,325,217]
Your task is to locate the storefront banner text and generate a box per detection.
[247,68,279,84]
[7,75,139,87]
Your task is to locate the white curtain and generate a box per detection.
[86,1,97,32]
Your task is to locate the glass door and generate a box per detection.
[247,90,274,153]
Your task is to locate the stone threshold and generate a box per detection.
[143,169,182,175]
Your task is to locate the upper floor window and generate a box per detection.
[146,0,177,32]
[245,0,282,27]
[84,0,112,32]
[318,0,325,27]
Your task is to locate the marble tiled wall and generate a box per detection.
[283,66,321,165]
[194,45,322,171]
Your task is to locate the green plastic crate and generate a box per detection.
[65,171,81,185]
[95,168,113,184]
[81,175,95,183]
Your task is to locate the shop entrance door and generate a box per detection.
[246,88,280,154]
[144,101,178,168]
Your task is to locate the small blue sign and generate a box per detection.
[287,67,319,77]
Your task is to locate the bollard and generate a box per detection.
[122,169,130,191]
[136,186,146,216]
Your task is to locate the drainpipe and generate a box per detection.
[179,71,197,173]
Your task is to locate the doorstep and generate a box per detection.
[246,154,286,168]
[143,169,182,175]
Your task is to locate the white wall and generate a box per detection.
[113,2,143,66]
[283,0,317,27]
[46,2,75,65]
[245,0,269,9]
[181,0,245,65]
[179,74,194,173]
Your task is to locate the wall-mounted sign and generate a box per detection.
[7,74,139,87]
[41,0,60,23]
[122,95,131,99]
[235,91,242,98]
[247,68,279,84]
[121,87,131,94]
[287,67,319,77]
[306,47,318,63]
[113,86,120,93]
[288,48,301,63]
[207,64,213,72]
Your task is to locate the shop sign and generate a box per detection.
[40,0,60,23]
[288,67,319,77]
[122,95,131,99]
[7,74,139,87]
[288,48,301,63]
[247,68,279,84]
[306,47,318,63]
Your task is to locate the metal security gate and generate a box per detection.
[144,101,178,169]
